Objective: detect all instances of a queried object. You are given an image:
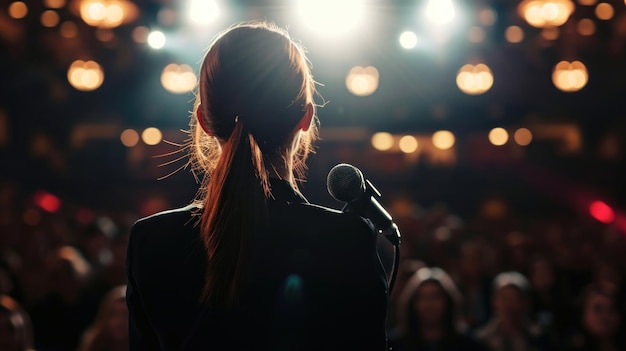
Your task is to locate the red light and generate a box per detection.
[34,191,61,213]
[589,201,614,224]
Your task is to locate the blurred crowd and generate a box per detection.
[1,182,625,351]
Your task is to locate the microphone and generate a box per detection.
[326,163,393,231]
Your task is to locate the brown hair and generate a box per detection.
[188,22,318,307]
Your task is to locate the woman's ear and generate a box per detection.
[196,105,213,136]
[298,103,314,132]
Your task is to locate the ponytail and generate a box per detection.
[199,120,269,307]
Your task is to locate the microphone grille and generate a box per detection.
[326,163,365,202]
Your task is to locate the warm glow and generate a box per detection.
[399,31,418,49]
[142,127,162,145]
[9,1,28,19]
[577,18,596,35]
[468,27,486,43]
[346,66,379,97]
[514,128,533,146]
[505,26,525,43]
[552,60,588,92]
[478,8,496,26]
[589,201,614,224]
[132,26,149,43]
[188,0,219,25]
[518,0,575,28]
[296,0,365,37]
[541,26,560,40]
[67,60,104,91]
[41,10,60,27]
[456,64,494,95]
[147,30,166,49]
[79,0,136,28]
[399,135,419,153]
[44,0,66,8]
[595,3,614,20]
[425,0,456,25]
[60,21,78,38]
[432,130,455,150]
[120,129,139,147]
[371,132,394,151]
[161,64,197,94]
[489,127,509,146]
[578,0,597,4]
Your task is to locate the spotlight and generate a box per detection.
[147,30,166,49]
[295,0,365,38]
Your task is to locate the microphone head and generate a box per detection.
[326,163,365,202]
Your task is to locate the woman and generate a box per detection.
[78,285,128,351]
[126,22,388,350]
[392,267,487,351]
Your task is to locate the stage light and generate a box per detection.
[518,0,575,28]
[514,128,533,146]
[489,128,509,146]
[68,60,104,91]
[9,2,28,19]
[147,30,166,49]
[595,3,614,20]
[399,31,418,49]
[188,0,219,26]
[552,61,588,92]
[142,127,162,145]
[371,132,394,151]
[120,129,139,147]
[505,26,524,43]
[79,0,137,28]
[161,64,197,94]
[41,10,60,27]
[296,0,365,37]
[60,21,78,38]
[589,200,614,224]
[456,64,494,95]
[399,135,418,153]
[432,131,455,150]
[424,0,456,26]
[346,66,379,97]
[577,19,596,35]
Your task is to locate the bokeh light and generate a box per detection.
[478,8,497,26]
[468,27,486,43]
[399,135,418,153]
[489,127,509,146]
[518,0,575,28]
[456,64,494,95]
[95,28,115,42]
[296,0,365,37]
[552,60,588,92]
[577,18,596,35]
[346,66,379,97]
[514,128,533,146]
[432,130,455,150]
[589,200,614,223]
[147,30,166,49]
[67,60,104,91]
[142,127,162,145]
[188,0,219,25]
[399,31,418,49]
[8,2,28,19]
[595,3,614,20]
[120,129,139,147]
[578,0,597,4]
[41,10,60,28]
[79,0,136,28]
[371,132,394,151]
[424,0,456,25]
[34,191,61,213]
[132,26,149,43]
[60,21,78,38]
[505,26,524,43]
[44,0,66,8]
[541,26,560,40]
[161,64,197,94]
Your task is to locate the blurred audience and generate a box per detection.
[77,285,128,351]
[391,267,488,351]
[0,295,34,351]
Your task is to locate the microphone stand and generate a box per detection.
[381,223,401,295]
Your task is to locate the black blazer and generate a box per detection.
[126,179,389,350]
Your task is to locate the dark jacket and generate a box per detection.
[126,179,388,350]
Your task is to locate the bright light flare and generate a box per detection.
[296,0,365,37]
[147,30,166,49]
[68,60,104,91]
[518,0,575,28]
[188,0,219,25]
[424,0,456,25]
[399,31,418,49]
[552,60,588,92]
[456,64,494,95]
